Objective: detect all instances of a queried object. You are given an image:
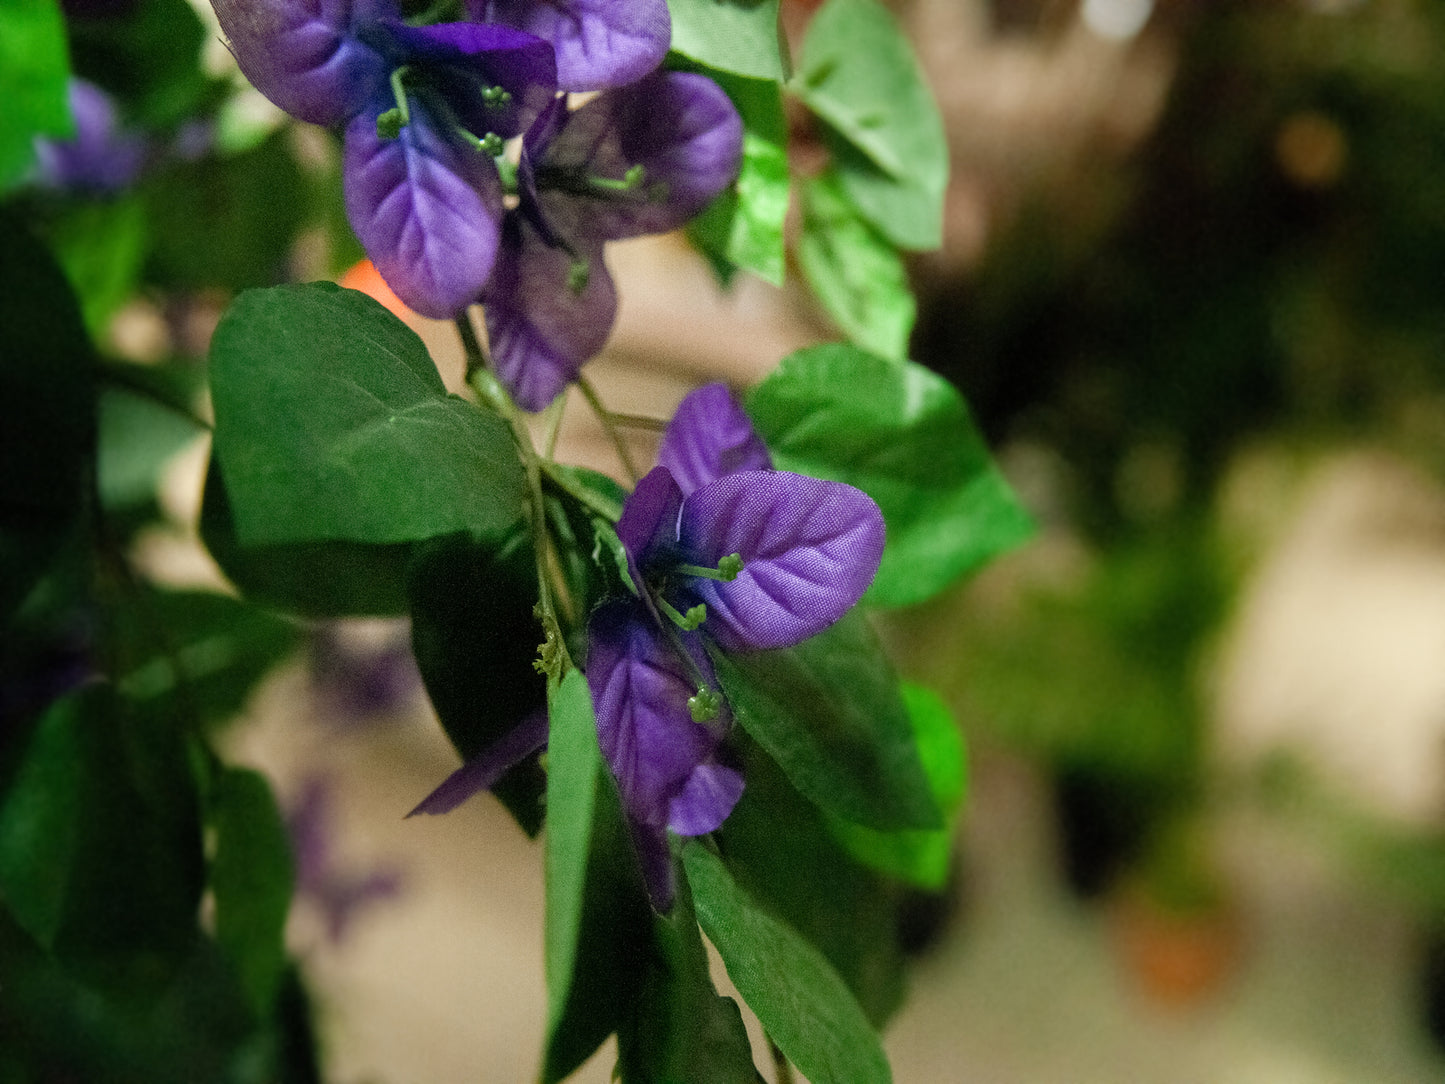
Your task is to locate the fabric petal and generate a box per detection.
[657,383,772,496]
[615,466,684,575]
[536,71,742,240]
[406,709,548,816]
[468,0,670,92]
[377,19,557,138]
[627,818,676,912]
[343,98,503,318]
[667,761,744,837]
[482,215,616,411]
[211,0,394,126]
[585,600,726,831]
[679,471,885,652]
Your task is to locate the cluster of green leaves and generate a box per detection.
[675,0,946,363]
[0,216,315,1081]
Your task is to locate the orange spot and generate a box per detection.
[339,259,411,318]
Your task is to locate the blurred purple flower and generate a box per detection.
[466,0,670,92]
[483,72,743,411]
[287,775,404,944]
[586,385,885,908]
[33,79,149,194]
[209,0,556,316]
[309,624,422,723]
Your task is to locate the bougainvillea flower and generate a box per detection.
[656,382,772,496]
[466,0,671,92]
[210,0,555,316]
[484,72,743,411]
[33,79,149,193]
[586,389,886,908]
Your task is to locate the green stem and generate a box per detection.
[456,315,574,673]
[539,460,622,522]
[577,374,641,485]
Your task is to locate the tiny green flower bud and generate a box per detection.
[376,108,404,141]
[688,686,722,723]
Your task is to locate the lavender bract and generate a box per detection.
[210,0,556,317]
[466,0,671,92]
[484,72,743,411]
[586,385,886,908]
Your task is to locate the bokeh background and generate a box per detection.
[15,0,1445,1079]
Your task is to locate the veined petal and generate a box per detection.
[378,19,557,138]
[680,471,885,652]
[586,601,734,833]
[615,466,683,573]
[667,761,744,836]
[468,0,670,92]
[482,216,616,412]
[405,710,548,816]
[343,99,503,318]
[211,0,394,126]
[657,383,772,496]
[537,71,742,240]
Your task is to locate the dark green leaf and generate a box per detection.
[0,0,71,190]
[683,66,789,286]
[201,462,413,618]
[797,170,915,360]
[666,0,787,82]
[710,611,938,831]
[795,0,946,250]
[107,583,302,730]
[211,767,294,1017]
[617,869,762,1084]
[408,530,546,834]
[542,671,653,1082]
[143,130,311,291]
[0,685,205,997]
[715,733,909,1026]
[209,282,525,548]
[684,842,892,1084]
[747,345,1034,607]
[67,0,212,128]
[48,195,150,334]
[0,210,95,623]
[826,683,966,890]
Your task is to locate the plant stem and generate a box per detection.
[455,314,574,673]
[577,374,641,485]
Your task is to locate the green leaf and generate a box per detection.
[715,735,909,1025]
[0,0,71,191]
[826,683,966,890]
[666,0,787,82]
[210,767,294,1017]
[616,871,763,1084]
[67,0,211,128]
[794,0,946,250]
[209,282,525,548]
[684,843,892,1084]
[0,685,205,997]
[143,130,312,292]
[408,531,546,834]
[97,384,204,512]
[48,195,150,335]
[200,460,414,618]
[542,671,653,1082]
[747,345,1034,607]
[0,694,84,949]
[0,211,95,623]
[797,170,916,360]
[710,611,938,831]
[684,68,789,287]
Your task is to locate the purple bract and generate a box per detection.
[586,385,885,908]
[484,72,743,411]
[466,0,671,93]
[210,0,556,317]
[33,79,149,194]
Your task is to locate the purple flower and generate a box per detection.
[210,0,556,317]
[483,72,743,411]
[586,385,885,908]
[466,0,671,93]
[33,79,149,194]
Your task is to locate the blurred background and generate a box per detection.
[14,0,1445,1079]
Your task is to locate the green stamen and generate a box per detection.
[567,259,590,295]
[688,686,722,723]
[676,553,744,583]
[481,85,512,108]
[378,66,413,140]
[659,597,707,631]
[587,164,646,194]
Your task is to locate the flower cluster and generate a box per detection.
[210,0,742,409]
